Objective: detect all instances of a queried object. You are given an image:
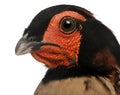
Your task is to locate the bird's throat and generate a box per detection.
[31,45,78,68]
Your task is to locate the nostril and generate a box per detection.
[27,36,36,41]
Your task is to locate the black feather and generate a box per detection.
[42,65,113,84]
[79,19,120,66]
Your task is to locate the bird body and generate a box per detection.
[15,5,120,95]
[33,65,120,95]
[35,76,115,95]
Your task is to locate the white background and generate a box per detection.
[0,0,120,95]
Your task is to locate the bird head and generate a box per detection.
[15,5,120,70]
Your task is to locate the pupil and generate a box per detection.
[60,17,76,33]
[63,20,71,29]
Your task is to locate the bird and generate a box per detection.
[15,5,120,95]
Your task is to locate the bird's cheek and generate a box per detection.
[31,46,78,68]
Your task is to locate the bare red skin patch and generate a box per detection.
[32,11,86,68]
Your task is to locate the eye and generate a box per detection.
[60,17,76,34]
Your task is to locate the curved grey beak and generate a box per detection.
[15,38,59,55]
[15,38,40,55]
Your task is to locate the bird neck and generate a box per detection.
[42,65,115,84]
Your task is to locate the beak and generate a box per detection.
[15,38,39,55]
[15,37,59,55]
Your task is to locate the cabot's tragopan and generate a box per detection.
[15,5,120,95]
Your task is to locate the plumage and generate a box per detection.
[15,5,120,95]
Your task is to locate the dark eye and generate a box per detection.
[60,17,76,34]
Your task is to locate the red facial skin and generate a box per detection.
[31,11,86,68]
